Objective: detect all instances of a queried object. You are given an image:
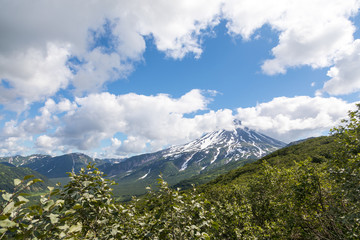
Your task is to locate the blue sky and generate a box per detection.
[124,23,321,108]
[1,0,360,157]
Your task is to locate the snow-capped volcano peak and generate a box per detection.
[101,127,286,191]
[165,127,285,161]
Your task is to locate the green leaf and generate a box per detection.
[59,232,66,238]
[23,175,34,181]
[68,222,82,233]
[14,179,21,186]
[55,199,64,206]
[43,200,54,211]
[65,209,76,215]
[18,193,30,197]
[57,224,69,230]
[32,179,43,184]
[2,192,12,201]
[17,195,29,203]
[49,213,59,224]
[82,181,91,187]
[3,201,16,215]
[73,203,82,210]
[0,219,17,228]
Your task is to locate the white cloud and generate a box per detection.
[31,90,234,155]
[0,97,75,155]
[132,0,222,59]
[1,1,360,156]
[116,136,149,155]
[71,49,133,94]
[0,0,223,110]
[236,96,358,142]
[222,0,360,75]
[0,43,72,111]
[35,135,63,155]
[323,39,360,95]
[0,121,33,156]
[1,91,358,157]
[1,0,360,112]
[0,137,29,156]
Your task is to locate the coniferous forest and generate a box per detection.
[1,105,360,239]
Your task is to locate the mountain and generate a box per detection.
[200,135,337,191]
[286,137,315,147]
[22,153,104,178]
[102,127,286,200]
[0,127,285,200]
[164,127,285,166]
[0,163,53,192]
[0,154,51,167]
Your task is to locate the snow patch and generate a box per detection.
[180,153,196,171]
[210,148,220,164]
[138,169,151,180]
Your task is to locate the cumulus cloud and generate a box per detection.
[51,90,232,154]
[0,137,30,156]
[0,43,72,111]
[0,97,78,155]
[0,0,223,110]
[0,120,33,156]
[236,96,358,142]
[322,39,360,95]
[1,0,360,156]
[1,0,360,112]
[30,90,234,156]
[132,0,222,59]
[71,49,134,94]
[1,91,358,156]
[222,0,360,75]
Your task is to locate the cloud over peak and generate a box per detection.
[236,96,358,142]
[33,90,234,156]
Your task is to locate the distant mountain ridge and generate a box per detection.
[0,127,286,200]
[0,153,121,179]
[22,153,104,178]
[100,127,286,200]
[0,154,51,167]
[103,127,285,175]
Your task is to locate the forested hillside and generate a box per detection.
[176,135,336,190]
[0,163,52,193]
[1,105,359,239]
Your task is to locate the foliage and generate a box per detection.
[1,105,360,239]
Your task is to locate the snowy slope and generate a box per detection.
[103,127,286,182]
[162,127,286,171]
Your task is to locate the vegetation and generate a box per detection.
[1,105,360,239]
[0,164,52,193]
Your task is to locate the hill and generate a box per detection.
[0,163,52,192]
[0,154,51,167]
[200,135,337,191]
[174,135,335,190]
[22,153,105,178]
